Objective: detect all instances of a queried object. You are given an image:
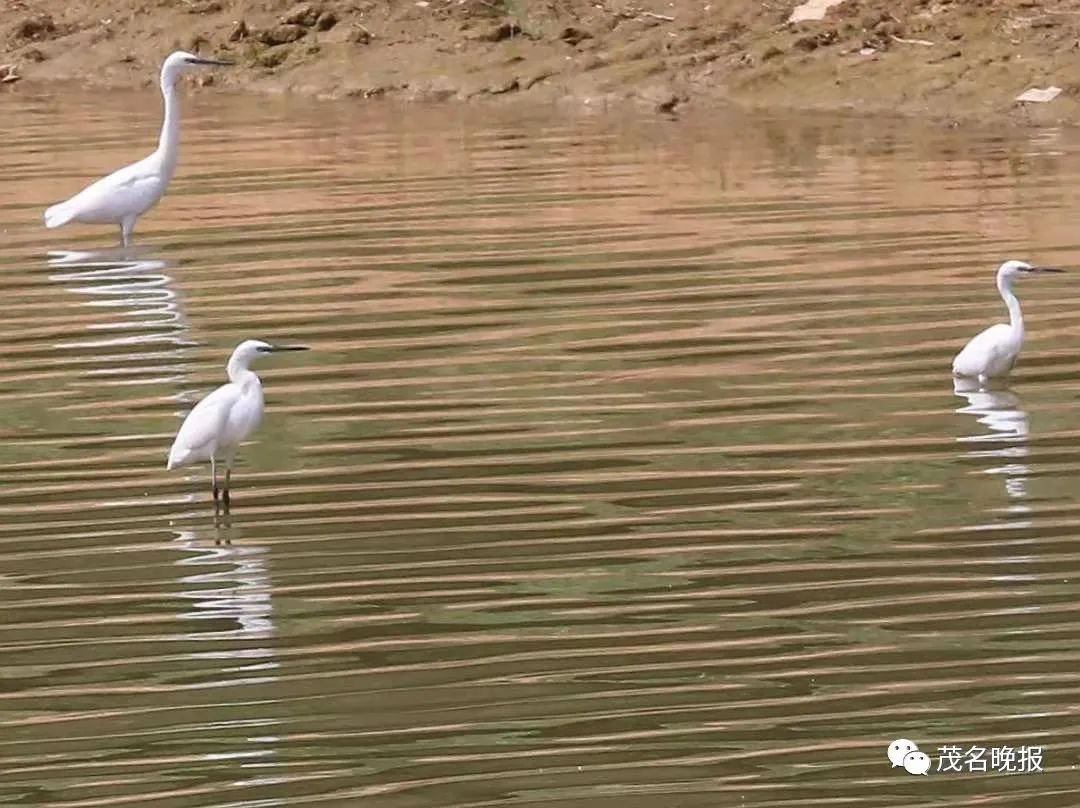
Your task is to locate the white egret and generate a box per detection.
[167,340,308,506]
[44,51,231,246]
[952,259,1063,383]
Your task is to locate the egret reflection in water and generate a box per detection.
[46,247,199,510]
[953,376,1031,507]
[170,521,285,784]
[173,524,276,648]
[46,247,191,363]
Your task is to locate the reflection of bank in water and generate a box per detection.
[953,377,1029,506]
[47,248,191,370]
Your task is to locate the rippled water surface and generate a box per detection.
[5,87,1080,806]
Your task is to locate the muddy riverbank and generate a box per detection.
[5,0,1080,124]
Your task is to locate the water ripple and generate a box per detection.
[2,94,1080,806]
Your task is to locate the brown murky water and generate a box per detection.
[4,87,1080,806]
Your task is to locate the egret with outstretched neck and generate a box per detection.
[44,51,231,246]
[952,259,1063,383]
[167,340,308,507]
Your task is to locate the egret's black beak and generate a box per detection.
[1033,266,1065,273]
[188,57,234,66]
[267,345,309,353]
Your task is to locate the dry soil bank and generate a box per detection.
[4,0,1080,124]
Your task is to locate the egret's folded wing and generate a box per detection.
[953,323,1012,376]
[168,384,241,467]
[46,158,163,226]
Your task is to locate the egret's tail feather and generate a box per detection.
[44,201,76,229]
[167,447,191,471]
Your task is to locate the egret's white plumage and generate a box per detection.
[44,51,231,246]
[168,340,308,505]
[952,259,1063,383]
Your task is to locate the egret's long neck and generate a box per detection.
[998,272,1023,336]
[156,75,181,179]
[227,356,260,387]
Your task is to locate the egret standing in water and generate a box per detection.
[44,51,231,246]
[168,340,308,507]
[952,259,1063,384]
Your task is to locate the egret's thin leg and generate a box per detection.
[121,217,134,247]
[223,456,234,510]
[211,456,219,502]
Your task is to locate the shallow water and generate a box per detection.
[4,86,1080,806]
